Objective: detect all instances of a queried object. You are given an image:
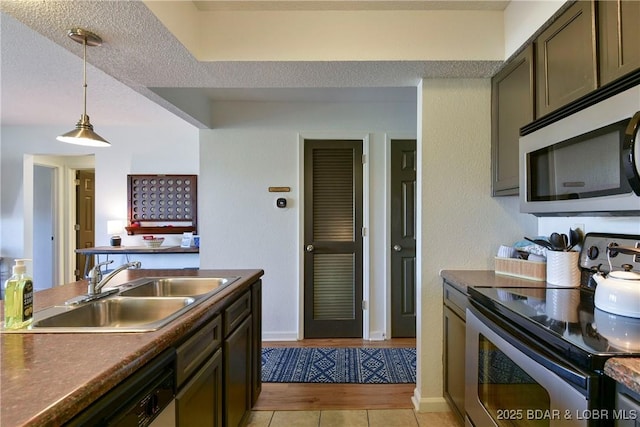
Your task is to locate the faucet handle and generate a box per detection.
[88,260,113,281]
[95,260,114,269]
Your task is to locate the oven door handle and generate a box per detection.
[469,304,591,394]
[623,111,640,196]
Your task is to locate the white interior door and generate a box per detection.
[33,165,56,290]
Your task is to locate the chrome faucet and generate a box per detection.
[88,260,142,295]
[65,260,142,306]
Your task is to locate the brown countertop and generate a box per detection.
[0,268,263,427]
[440,269,547,294]
[441,269,640,395]
[605,358,640,395]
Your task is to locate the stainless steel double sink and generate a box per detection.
[11,277,239,333]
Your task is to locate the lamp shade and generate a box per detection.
[57,114,110,147]
[107,220,124,235]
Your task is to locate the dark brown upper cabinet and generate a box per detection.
[491,45,535,196]
[535,0,597,118]
[598,0,640,86]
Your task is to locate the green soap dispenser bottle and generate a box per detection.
[3,259,34,329]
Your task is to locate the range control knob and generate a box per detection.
[587,246,599,260]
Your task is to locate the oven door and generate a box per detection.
[465,307,591,427]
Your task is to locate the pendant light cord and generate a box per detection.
[82,36,88,118]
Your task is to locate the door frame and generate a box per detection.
[23,155,94,286]
[297,132,370,340]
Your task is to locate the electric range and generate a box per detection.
[469,232,640,371]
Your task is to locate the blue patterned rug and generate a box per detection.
[261,347,416,384]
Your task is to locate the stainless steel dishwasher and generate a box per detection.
[66,349,176,426]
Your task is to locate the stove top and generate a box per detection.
[468,232,640,371]
[469,287,640,365]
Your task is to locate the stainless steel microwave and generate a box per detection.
[520,84,640,216]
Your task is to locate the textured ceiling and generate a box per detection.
[1,0,506,128]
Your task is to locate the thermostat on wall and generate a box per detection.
[276,198,287,208]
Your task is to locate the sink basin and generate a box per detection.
[28,297,196,333]
[1,276,241,333]
[119,277,239,298]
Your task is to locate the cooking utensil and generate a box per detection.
[549,232,566,251]
[524,237,553,250]
[568,228,580,251]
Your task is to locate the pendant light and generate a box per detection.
[57,28,110,147]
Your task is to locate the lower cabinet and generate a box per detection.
[176,349,223,427]
[251,280,263,405]
[443,280,467,425]
[615,383,640,427]
[176,315,223,427]
[175,280,262,427]
[224,315,253,427]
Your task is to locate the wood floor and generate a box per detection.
[254,339,417,411]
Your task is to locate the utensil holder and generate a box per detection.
[546,251,580,287]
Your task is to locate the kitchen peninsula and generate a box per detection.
[0,268,263,427]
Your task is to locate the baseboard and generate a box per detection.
[411,389,451,413]
[262,332,390,341]
[368,331,386,341]
[262,332,299,341]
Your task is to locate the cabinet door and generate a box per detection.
[491,45,535,196]
[176,349,223,427]
[599,0,640,85]
[251,280,262,405]
[224,315,252,427]
[536,0,597,117]
[443,305,466,424]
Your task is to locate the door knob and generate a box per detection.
[306,245,315,252]
[393,244,402,252]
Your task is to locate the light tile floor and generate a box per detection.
[247,409,461,427]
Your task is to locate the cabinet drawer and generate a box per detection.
[177,315,221,387]
[443,281,467,319]
[224,290,251,337]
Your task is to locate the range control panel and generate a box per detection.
[579,232,640,274]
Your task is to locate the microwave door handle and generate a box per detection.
[622,111,640,196]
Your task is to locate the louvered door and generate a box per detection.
[304,140,363,338]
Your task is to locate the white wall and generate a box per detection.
[199,99,417,340]
[413,79,538,411]
[0,121,199,284]
[503,0,566,58]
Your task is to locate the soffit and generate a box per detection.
[0,0,506,128]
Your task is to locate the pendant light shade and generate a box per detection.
[57,28,110,147]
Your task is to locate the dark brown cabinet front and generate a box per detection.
[176,349,223,427]
[598,0,640,86]
[224,315,253,427]
[535,0,597,117]
[251,281,262,405]
[442,280,467,426]
[491,45,535,196]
